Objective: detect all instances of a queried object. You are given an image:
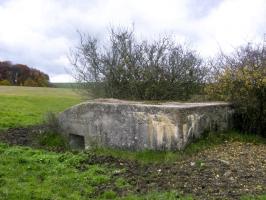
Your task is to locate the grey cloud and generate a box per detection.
[0,0,265,82]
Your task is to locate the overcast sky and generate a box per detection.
[0,0,265,82]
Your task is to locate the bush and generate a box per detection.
[206,43,266,136]
[0,79,11,86]
[70,27,207,101]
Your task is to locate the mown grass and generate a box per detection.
[0,86,82,130]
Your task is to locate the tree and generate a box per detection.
[0,61,12,81]
[206,43,266,136]
[0,61,50,87]
[70,27,206,100]
[13,64,30,85]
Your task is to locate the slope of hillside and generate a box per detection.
[0,86,81,130]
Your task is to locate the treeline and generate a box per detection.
[0,61,50,87]
[70,27,266,137]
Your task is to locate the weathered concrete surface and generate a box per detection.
[58,99,233,150]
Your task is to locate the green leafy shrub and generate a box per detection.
[206,43,266,136]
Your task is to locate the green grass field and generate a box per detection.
[0,86,265,200]
[0,86,82,130]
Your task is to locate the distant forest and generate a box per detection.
[0,61,50,87]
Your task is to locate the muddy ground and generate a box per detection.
[0,126,265,200]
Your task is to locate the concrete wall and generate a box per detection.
[58,100,233,150]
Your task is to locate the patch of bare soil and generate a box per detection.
[0,126,43,145]
[83,143,266,199]
[0,127,265,199]
[0,126,65,152]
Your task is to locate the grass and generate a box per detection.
[38,131,67,148]
[241,195,266,200]
[0,143,194,200]
[52,82,78,88]
[0,86,82,130]
[0,143,110,200]
[92,131,266,164]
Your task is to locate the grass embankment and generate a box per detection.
[0,86,81,130]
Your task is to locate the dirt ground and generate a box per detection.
[0,126,265,200]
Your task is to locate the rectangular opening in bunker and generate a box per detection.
[69,134,85,150]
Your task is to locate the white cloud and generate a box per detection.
[195,0,266,57]
[50,73,75,83]
[0,0,265,82]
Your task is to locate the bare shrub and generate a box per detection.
[70,27,207,101]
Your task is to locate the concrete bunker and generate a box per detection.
[58,99,233,151]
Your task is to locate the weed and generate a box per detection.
[38,131,66,148]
